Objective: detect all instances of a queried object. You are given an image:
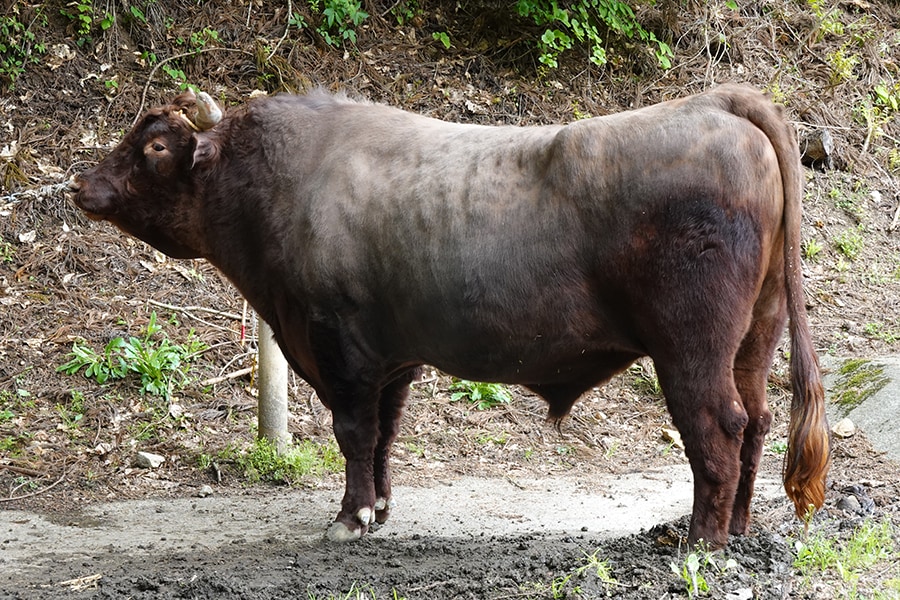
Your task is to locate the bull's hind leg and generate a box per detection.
[373,367,420,524]
[655,359,749,548]
[730,277,787,535]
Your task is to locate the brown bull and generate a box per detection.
[69,84,830,548]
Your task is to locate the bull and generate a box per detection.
[69,84,830,548]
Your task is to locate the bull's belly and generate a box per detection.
[417,339,643,387]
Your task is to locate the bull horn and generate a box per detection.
[194,91,223,130]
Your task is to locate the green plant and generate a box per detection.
[629,362,662,397]
[476,432,509,445]
[0,436,20,453]
[769,439,788,455]
[60,1,93,38]
[834,226,864,260]
[577,549,619,585]
[449,379,512,410]
[672,552,709,597]
[873,82,900,115]
[161,63,187,88]
[0,6,47,90]
[188,26,220,50]
[516,0,672,69]
[57,311,208,399]
[289,10,308,30]
[390,0,419,25]
[56,390,86,430]
[0,237,14,262]
[127,5,148,25]
[670,547,737,598]
[0,383,34,410]
[432,31,451,49]
[863,322,898,344]
[888,148,900,173]
[197,453,213,470]
[830,185,867,223]
[403,441,425,457]
[826,46,859,86]
[795,518,896,583]
[224,437,344,484]
[803,238,824,260]
[808,0,845,40]
[0,408,14,423]
[309,0,369,47]
[305,583,407,600]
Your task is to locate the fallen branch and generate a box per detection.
[0,464,46,478]
[59,574,102,591]
[199,366,253,387]
[0,469,67,503]
[266,0,293,62]
[135,47,253,125]
[889,196,900,232]
[147,299,242,320]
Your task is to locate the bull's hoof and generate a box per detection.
[374,496,393,524]
[326,521,363,542]
[326,507,376,542]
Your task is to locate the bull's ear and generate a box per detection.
[191,132,219,168]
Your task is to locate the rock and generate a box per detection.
[800,128,834,170]
[832,417,856,438]
[725,589,753,600]
[134,451,165,469]
[662,428,684,449]
[837,494,862,513]
[196,485,214,498]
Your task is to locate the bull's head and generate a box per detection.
[68,91,223,259]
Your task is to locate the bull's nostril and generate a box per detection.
[67,177,81,192]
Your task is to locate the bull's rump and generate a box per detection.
[263,92,785,383]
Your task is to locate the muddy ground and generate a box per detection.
[2,0,900,598]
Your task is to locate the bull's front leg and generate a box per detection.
[327,395,380,542]
[373,367,420,524]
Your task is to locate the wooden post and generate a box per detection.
[257,320,291,451]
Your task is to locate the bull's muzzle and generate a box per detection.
[67,176,106,222]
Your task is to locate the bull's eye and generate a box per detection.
[152,142,166,152]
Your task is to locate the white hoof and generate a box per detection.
[326,521,361,543]
[357,507,375,525]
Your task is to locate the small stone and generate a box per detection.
[662,428,684,449]
[134,451,165,469]
[196,485,214,498]
[832,417,856,438]
[837,494,862,514]
[725,589,753,600]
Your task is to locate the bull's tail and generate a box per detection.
[713,84,831,520]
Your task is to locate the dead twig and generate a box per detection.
[0,464,46,478]
[266,0,293,62]
[199,367,253,387]
[889,195,900,232]
[147,299,241,321]
[59,574,102,591]
[0,469,67,503]
[134,47,253,125]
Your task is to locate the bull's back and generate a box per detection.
[260,92,787,379]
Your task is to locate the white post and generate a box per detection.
[257,320,291,451]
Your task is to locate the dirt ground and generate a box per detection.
[2,0,900,598]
